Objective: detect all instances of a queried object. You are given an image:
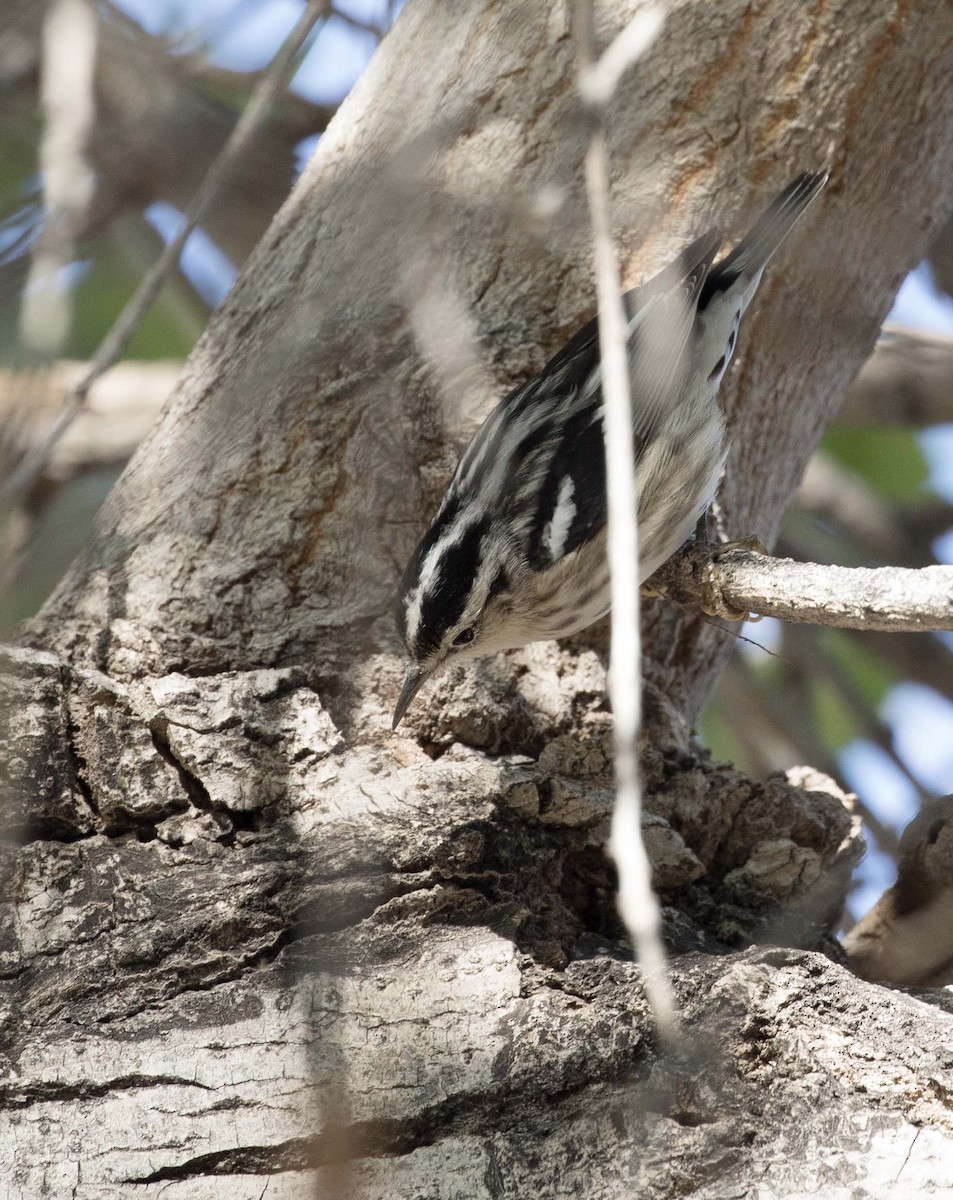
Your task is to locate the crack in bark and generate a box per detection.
[0,1073,218,1109]
[127,995,756,1187]
[148,716,220,820]
[129,1064,655,1183]
[62,682,98,822]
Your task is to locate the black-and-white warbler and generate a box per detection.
[393,172,828,727]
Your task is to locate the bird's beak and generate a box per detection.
[392,665,428,730]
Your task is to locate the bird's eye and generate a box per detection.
[452,627,475,647]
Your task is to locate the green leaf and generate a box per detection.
[810,678,859,752]
[823,426,930,502]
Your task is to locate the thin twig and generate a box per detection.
[576,1,673,1037]
[331,5,387,41]
[0,0,332,508]
[578,6,664,107]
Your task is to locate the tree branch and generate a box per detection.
[840,324,953,426]
[0,361,175,476]
[19,0,97,354]
[667,549,953,632]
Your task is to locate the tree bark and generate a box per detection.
[6,1,953,1196]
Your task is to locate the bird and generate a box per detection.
[392,172,828,728]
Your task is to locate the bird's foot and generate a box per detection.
[692,520,764,621]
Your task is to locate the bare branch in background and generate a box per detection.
[330,5,387,41]
[0,0,333,508]
[796,454,952,568]
[850,627,953,702]
[927,207,953,300]
[19,0,97,354]
[0,362,175,477]
[0,1,339,305]
[840,324,953,425]
[576,0,673,1036]
[697,550,953,633]
[784,624,934,807]
[720,656,902,860]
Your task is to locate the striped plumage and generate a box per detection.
[393,172,827,727]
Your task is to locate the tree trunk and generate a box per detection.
[5,1,953,1195]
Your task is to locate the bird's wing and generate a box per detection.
[540,229,721,427]
[519,232,721,569]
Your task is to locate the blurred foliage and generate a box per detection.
[0,0,337,368]
[821,628,896,711]
[824,426,931,502]
[810,676,860,751]
[0,249,201,366]
[64,250,200,361]
[0,466,121,631]
[0,0,345,638]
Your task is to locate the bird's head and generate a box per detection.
[392,504,528,728]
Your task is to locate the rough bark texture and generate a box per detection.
[6,1,953,1196]
[2,645,872,1198]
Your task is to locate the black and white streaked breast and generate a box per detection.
[395,230,724,655]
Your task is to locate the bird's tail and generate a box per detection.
[701,171,828,300]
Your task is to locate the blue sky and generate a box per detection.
[113,0,953,920]
[114,0,390,100]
